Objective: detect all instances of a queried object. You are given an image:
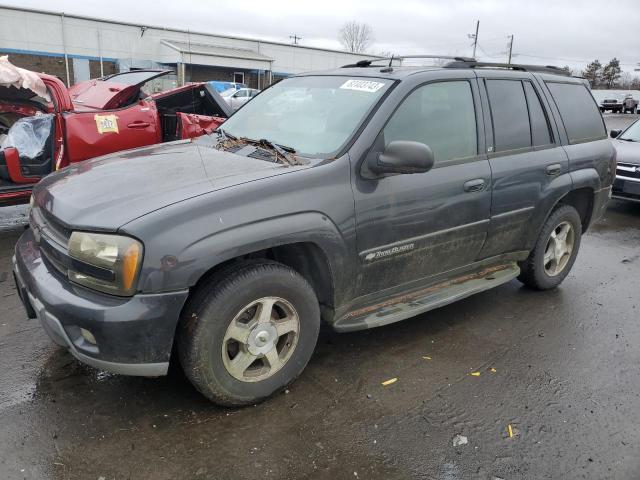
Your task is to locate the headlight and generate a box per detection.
[67,232,143,296]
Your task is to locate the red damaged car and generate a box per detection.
[0,58,231,205]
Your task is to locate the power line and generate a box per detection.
[514,52,639,67]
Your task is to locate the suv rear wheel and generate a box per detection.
[518,205,582,290]
[177,260,320,406]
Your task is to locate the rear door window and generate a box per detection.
[545,82,606,144]
[383,80,477,164]
[523,82,553,147]
[486,80,531,152]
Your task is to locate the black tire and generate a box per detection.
[518,205,582,290]
[177,260,320,406]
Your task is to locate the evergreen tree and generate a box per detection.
[581,60,602,87]
[602,58,622,88]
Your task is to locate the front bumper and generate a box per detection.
[13,228,189,377]
[612,175,640,203]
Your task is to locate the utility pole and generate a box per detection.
[507,35,514,65]
[469,21,480,59]
[289,34,302,45]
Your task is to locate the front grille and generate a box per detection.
[30,206,72,277]
[616,162,640,180]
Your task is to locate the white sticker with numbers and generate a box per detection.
[339,79,385,93]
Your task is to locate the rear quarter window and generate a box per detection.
[546,82,606,144]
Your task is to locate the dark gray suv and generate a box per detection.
[13,58,614,406]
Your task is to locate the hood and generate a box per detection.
[34,140,302,230]
[69,70,170,110]
[613,139,640,166]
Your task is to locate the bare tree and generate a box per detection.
[339,21,373,53]
[619,71,633,89]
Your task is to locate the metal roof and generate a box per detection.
[0,5,381,59]
[162,40,273,64]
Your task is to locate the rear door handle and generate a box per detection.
[127,121,150,128]
[546,163,562,176]
[463,178,486,192]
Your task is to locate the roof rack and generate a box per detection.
[341,55,571,76]
[446,60,570,76]
[341,55,476,68]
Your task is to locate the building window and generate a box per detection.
[234,72,245,84]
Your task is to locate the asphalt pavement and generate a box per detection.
[0,114,639,480]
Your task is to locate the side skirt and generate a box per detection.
[333,263,520,332]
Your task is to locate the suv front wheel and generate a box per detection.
[518,205,582,290]
[178,260,321,406]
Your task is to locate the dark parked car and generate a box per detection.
[13,58,614,406]
[610,120,640,201]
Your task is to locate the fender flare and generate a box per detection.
[156,212,354,302]
[569,167,602,192]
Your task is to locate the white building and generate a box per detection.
[0,5,379,89]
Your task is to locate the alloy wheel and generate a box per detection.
[543,221,575,277]
[222,297,300,382]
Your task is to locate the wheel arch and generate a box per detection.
[556,187,594,233]
[174,212,354,324]
[189,241,337,322]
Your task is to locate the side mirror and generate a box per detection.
[610,129,622,138]
[369,141,434,176]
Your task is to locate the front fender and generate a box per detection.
[133,211,353,303]
[181,211,350,289]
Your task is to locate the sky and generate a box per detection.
[7,0,640,74]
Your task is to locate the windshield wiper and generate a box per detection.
[216,128,236,141]
[619,137,636,142]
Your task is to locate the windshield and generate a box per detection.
[619,120,640,142]
[219,76,393,157]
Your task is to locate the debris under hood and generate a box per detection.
[212,131,302,166]
[0,56,50,102]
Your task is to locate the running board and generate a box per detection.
[333,263,520,332]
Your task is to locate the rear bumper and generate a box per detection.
[0,186,33,206]
[590,185,612,224]
[13,228,189,377]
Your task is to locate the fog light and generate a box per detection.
[80,328,97,345]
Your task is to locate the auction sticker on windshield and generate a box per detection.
[340,79,385,93]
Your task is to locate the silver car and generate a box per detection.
[221,88,260,111]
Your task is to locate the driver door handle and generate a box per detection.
[127,121,150,128]
[463,178,486,192]
[546,163,562,176]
